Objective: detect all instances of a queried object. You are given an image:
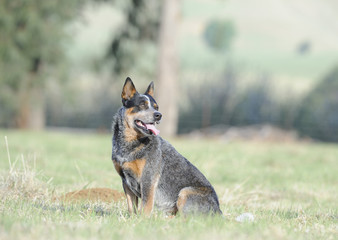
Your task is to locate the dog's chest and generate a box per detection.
[122,158,146,178]
[113,158,147,196]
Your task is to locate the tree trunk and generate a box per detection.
[16,73,45,130]
[16,82,30,129]
[156,0,180,138]
[28,84,45,129]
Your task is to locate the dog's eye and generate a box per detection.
[140,101,146,107]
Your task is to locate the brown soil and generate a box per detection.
[59,188,125,203]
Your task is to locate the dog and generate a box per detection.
[111,77,222,216]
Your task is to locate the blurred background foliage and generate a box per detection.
[295,67,338,141]
[0,0,84,128]
[1,0,338,142]
[204,19,235,52]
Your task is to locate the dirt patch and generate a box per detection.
[59,188,125,203]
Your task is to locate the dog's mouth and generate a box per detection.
[135,120,160,136]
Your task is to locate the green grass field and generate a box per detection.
[0,129,337,239]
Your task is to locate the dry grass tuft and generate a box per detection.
[1,136,50,201]
[219,179,261,207]
[0,166,50,201]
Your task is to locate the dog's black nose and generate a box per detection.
[154,111,162,121]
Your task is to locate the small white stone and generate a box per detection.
[236,212,255,222]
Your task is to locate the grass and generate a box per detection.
[0,129,337,239]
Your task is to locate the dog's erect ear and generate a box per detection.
[122,77,137,102]
[145,81,154,97]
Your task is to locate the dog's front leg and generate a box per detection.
[140,174,160,216]
[123,181,138,214]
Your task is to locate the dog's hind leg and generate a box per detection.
[176,186,222,216]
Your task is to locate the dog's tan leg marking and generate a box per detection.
[176,187,194,212]
[123,181,138,214]
[176,187,211,213]
[142,174,160,216]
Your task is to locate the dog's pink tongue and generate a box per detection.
[145,124,160,136]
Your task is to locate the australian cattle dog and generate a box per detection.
[111,77,222,216]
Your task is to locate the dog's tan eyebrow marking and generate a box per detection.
[142,95,151,109]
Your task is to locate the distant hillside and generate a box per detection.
[181,0,338,93]
[66,0,338,94]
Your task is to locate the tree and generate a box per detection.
[204,19,236,52]
[296,66,338,142]
[106,0,180,137]
[106,0,161,76]
[0,0,83,129]
[156,0,180,137]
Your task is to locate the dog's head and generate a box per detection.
[121,77,162,137]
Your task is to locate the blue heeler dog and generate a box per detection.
[111,77,222,216]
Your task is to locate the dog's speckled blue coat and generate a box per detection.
[111,78,222,215]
